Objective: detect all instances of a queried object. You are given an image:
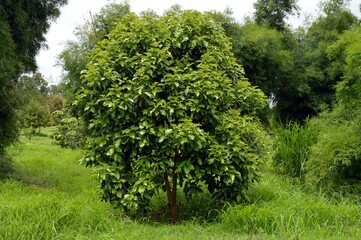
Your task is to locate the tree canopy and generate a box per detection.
[253,0,299,31]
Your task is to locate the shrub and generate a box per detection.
[53,110,85,149]
[306,107,361,191]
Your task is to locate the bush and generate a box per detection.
[306,107,361,191]
[53,111,85,149]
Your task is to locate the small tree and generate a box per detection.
[22,99,50,136]
[76,10,268,223]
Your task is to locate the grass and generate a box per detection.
[273,119,315,178]
[1,127,360,239]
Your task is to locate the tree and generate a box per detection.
[207,10,298,123]
[15,73,52,136]
[76,10,268,223]
[0,0,67,155]
[23,99,50,135]
[286,0,358,120]
[253,0,299,31]
[234,23,294,100]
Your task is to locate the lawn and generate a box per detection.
[1,128,360,239]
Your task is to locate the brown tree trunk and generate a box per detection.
[164,166,177,224]
[164,149,179,224]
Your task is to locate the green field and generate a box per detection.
[1,128,360,239]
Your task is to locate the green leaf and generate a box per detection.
[138,185,145,194]
[116,190,123,198]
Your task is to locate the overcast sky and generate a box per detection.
[36,0,360,85]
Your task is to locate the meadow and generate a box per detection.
[1,128,360,239]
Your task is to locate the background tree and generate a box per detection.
[0,0,67,161]
[76,10,268,223]
[286,0,358,120]
[207,8,298,123]
[234,23,294,101]
[253,0,299,31]
[15,73,57,136]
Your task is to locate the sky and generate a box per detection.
[36,0,361,85]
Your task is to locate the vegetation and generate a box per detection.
[253,0,299,31]
[52,110,85,149]
[1,131,360,239]
[76,9,268,223]
[1,0,361,238]
[306,25,361,192]
[0,0,67,172]
[273,119,315,178]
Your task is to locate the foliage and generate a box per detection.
[0,155,13,180]
[306,25,361,191]
[47,94,64,119]
[306,108,361,191]
[333,26,361,105]
[76,10,268,222]
[234,23,294,99]
[273,119,315,178]
[22,99,50,136]
[285,2,358,121]
[253,0,299,31]
[57,1,131,111]
[53,110,85,149]
[0,0,67,73]
[0,0,67,168]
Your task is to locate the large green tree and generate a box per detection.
[0,0,67,155]
[76,10,268,223]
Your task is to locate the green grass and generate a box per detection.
[273,119,315,178]
[1,128,360,239]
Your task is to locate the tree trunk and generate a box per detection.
[164,166,177,224]
[164,149,179,224]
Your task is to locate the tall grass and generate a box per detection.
[221,175,361,239]
[273,119,315,178]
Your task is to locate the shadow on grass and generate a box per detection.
[0,155,15,180]
[123,189,231,225]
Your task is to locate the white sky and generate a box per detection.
[36,0,360,85]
